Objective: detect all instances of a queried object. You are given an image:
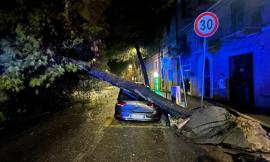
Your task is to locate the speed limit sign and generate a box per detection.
[194,12,219,37]
[194,12,219,109]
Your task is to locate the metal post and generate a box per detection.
[201,38,207,108]
[179,55,187,107]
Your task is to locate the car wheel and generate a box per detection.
[160,113,170,126]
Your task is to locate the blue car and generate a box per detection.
[114,89,161,121]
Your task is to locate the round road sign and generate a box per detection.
[194,12,219,37]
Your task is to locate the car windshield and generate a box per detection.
[118,89,146,101]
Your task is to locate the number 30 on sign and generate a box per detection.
[194,12,219,38]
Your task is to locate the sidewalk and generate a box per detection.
[156,91,270,128]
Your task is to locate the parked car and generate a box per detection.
[114,89,161,121]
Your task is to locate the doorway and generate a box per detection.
[229,53,254,109]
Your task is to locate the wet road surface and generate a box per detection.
[0,87,222,162]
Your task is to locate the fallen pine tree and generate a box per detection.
[76,64,191,118]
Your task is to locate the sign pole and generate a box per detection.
[201,38,207,108]
[194,11,219,109]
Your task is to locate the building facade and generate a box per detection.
[146,0,270,109]
[145,53,161,91]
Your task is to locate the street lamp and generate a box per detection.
[128,64,132,69]
[153,72,159,78]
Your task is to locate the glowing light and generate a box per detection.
[128,64,132,69]
[153,72,159,78]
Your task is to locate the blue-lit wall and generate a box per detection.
[209,27,270,109]
[155,0,270,109]
[187,0,270,109]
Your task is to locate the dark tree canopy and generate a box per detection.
[106,0,174,51]
[105,0,174,86]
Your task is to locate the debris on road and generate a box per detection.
[75,61,270,161]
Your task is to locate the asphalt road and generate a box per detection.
[0,87,230,162]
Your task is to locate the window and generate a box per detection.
[252,6,262,26]
[181,0,187,19]
[231,0,245,31]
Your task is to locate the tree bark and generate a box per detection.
[135,45,150,87]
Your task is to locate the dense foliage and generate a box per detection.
[0,0,109,92]
[0,0,109,117]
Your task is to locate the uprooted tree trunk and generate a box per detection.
[75,61,270,159]
[134,45,150,87]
